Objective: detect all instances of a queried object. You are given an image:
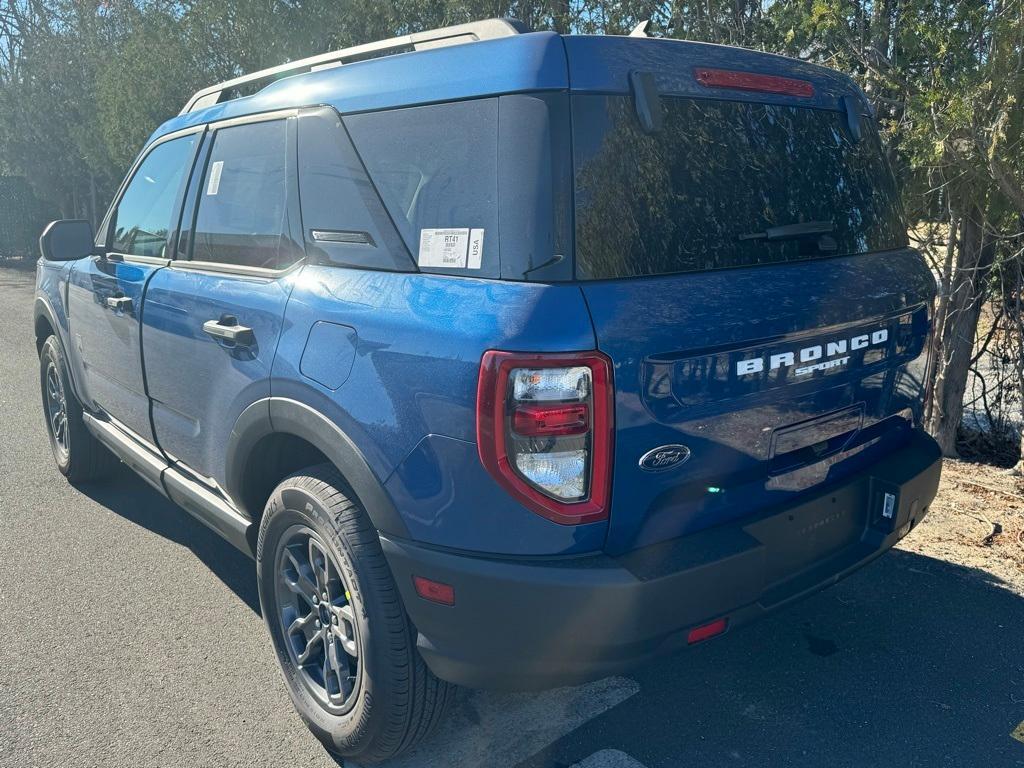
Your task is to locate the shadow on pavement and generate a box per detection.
[516,549,1024,768]
[77,462,261,614]
[77,463,1024,767]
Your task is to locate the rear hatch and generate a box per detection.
[564,37,935,555]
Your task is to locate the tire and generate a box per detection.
[39,335,118,483]
[257,464,454,764]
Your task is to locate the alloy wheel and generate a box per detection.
[45,361,69,461]
[274,525,361,714]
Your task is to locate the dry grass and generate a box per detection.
[899,458,1024,592]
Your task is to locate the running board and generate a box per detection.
[83,412,166,495]
[83,413,253,556]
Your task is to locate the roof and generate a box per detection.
[148,29,863,146]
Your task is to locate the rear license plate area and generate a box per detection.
[745,480,869,586]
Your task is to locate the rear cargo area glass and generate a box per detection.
[572,96,905,279]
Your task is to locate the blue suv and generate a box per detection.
[34,19,942,763]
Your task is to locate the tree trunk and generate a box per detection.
[923,212,959,427]
[926,205,996,455]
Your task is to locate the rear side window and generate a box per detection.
[572,96,906,279]
[297,108,412,271]
[110,134,196,258]
[345,99,499,277]
[191,119,299,270]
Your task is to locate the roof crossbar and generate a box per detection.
[180,18,529,115]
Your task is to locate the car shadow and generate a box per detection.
[76,462,261,614]
[513,548,1024,768]
[76,465,1024,767]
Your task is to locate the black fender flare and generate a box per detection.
[225,397,410,538]
[34,296,84,402]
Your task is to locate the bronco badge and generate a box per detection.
[639,444,691,472]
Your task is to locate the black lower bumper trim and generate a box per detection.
[381,430,942,691]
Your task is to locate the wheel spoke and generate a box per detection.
[296,628,324,665]
[323,635,347,701]
[331,604,359,659]
[287,611,317,637]
[308,538,331,597]
[282,549,318,607]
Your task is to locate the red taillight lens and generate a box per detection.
[477,351,613,525]
[694,67,815,98]
[512,403,589,437]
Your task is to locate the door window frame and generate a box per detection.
[172,109,305,279]
[96,124,206,266]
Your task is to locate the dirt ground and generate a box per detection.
[900,458,1024,592]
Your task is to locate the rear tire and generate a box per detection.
[39,335,118,483]
[256,463,454,764]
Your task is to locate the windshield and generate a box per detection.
[572,95,906,280]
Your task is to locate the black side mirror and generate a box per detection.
[39,219,98,262]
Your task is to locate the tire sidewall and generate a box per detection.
[256,479,386,755]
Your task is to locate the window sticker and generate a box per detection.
[418,228,484,269]
[468,229,484,269]
[206,161,224,196]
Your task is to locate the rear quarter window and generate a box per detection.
[345,99,500,278]
[572,95,906,280]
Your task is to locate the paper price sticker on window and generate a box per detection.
[418,228,484,269]
[206,161,224,196]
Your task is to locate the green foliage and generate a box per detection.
[0,175,54,257]
[0,0,1021,234]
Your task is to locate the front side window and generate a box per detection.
[573,96,906,279]
[191,119,298,269]
[110,134,196,258]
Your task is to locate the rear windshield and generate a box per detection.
[572,95,906,280]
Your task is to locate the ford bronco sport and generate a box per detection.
[34,19,942,763]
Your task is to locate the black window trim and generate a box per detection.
[296,104,418,274]
[172,108,306,280]
[98,124,205,266]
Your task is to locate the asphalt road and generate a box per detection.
[1,263,1022,768]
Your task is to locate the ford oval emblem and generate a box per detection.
[639,444,691,472]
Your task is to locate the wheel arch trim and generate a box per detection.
[34,296,84,402]
[225,397,410,538]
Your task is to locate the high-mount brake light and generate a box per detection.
[477,351,613,525]
[694,67,815,98]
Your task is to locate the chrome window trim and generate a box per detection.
[168,258,305,279]
[105,253,172,267]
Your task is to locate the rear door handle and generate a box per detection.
[105,295,133,312]
[203,317,254,346]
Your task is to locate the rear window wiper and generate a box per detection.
[738,220,834,242]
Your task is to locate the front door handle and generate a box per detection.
[203,316,254,346]
[105,295,133,312]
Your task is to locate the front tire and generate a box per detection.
[256,464,454,763]
[39,335,117,483]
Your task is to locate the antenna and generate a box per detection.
[629,20,651,37]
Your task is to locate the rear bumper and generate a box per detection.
[381,429,942,690]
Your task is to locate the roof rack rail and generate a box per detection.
[180,18,529,115]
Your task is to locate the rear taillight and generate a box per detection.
[694,67,815,98]
[477,351,613,525]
